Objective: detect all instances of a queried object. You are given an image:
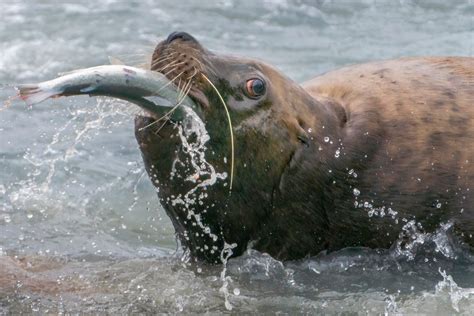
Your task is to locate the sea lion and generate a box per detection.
[135,31,473,263]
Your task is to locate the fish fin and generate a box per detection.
[108,56,125,65]
[80,85,96,93]
[15,84,60,106]
[143,95,174,107]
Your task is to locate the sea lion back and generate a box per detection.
[303,57,474,246]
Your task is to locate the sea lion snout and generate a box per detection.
[150,32,214,109]
[165,31,198,44]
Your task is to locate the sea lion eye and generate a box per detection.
[245,78,266,98]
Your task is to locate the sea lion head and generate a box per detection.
[135,32,345,262]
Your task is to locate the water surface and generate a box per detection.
[1,0,473,313]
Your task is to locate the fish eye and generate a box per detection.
[245,78,266,98]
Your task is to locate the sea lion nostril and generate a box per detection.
[166,31,197,44]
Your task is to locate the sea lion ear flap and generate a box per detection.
[297,132,310,147]
[293,117,311,147]
[330,100,348,127]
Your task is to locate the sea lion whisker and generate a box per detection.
[153,54,180,69]
[156,70,185,94]
[138,118,162,131]
[138,78,192,133]
[152,80,193,128]
[176,80,187,101]
[190,57,207,73]
[198,56,218,76]
[174,80,193,108]
[153,49,176,59]
[163,66,180,77]
[146,83,192,130]
[151,55,175,68]
[188,46,207,57]
[201,73,234,192]
[187,67,199,80]
[168,61,187,70]
[154,119,178,136]
[150,53,169,66]
[153,118,172,135]
[157,60,181,73]
[176,78,193,104]
[177,78,182,92]
[150,52,179,69]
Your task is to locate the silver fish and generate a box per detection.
[16,65,198,121]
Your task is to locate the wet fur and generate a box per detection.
[136,38,473,263]
[303,57,473,248]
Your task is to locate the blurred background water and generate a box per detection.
[0,0,473,314]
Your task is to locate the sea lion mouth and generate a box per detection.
[150,32,211,110]
[149,32,237,190]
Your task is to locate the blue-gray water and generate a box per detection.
[1,0,473,314]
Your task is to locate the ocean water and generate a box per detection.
[0,0,473,314]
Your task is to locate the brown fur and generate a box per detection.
[137,32,473,262]
[303,57,473,241]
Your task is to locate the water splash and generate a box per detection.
[219,242,237,310]
[392,221,457,261]
[164,107,238,310]
[384,294,398,315]
[8,98,134,213]
[169,108,227,244]
[436,268,474,313]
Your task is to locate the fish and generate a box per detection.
[16,65,199,121]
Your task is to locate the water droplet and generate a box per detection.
[121,224,127,229]
[233,288,240,296]
[224,299,233,311]
[334,149,340,158]
[324,137,329,143]
[4,215,11,223]
[436,203,442,209]
[27,213,33,219]
[353,188,360,196]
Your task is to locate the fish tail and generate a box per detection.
[15,84,61,106]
